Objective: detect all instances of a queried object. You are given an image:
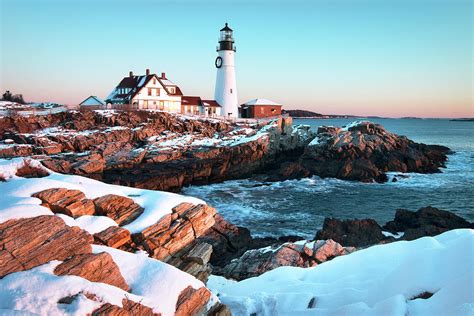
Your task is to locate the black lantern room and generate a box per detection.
[218,23,236,52]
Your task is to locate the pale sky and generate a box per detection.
[1,0,472,118]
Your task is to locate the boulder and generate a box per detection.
[175,286,212,316]
[133,203,216,261]
[92,298,158,316]
[93,194,144,226]
[166,242,213,282]
[315,218,387,247]
[94,226,132,249]
[54,252,130,291]
[383,206,473,240]
[15,161,49,178]
[32,188,95,218]
[0,215,93,278]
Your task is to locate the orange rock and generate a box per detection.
[32,188,95,218]
[92,298,159,316]
[54,252,130,292]
[175,286,211,316]
[94,226,131,249]
[0,215,93,278]
[93,194,144,226]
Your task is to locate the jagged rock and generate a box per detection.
[70,152,106,174]
[166,242,213,282]
[15,161,49,178]
[175,286,212,316]
[94,226,132,249]
[93,194,144,226]
[383,206,473,240]
[0,144,34,157]
[92,298,158,316]
[199,214,253,267]
[219,239,353,280]
[32,188,95,217]
[206,303,232,316]
[133,203,216,261]
[54,252,129,292]
[182,242,213,265]
[0,215,93,278]
[301,121,451,183]
[315,218,387,247]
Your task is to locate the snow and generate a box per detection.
[56,214,117,234]
[243,98,281,106]
[208,229,474,315]
[341,120,372,131]
[93,245,207,315]
[0,158,204,234]
[382,231,405,239]
[0,245,209,316]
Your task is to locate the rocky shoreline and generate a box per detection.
[0,111,470,315]
[1,110,452,190]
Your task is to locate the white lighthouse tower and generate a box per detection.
[214,23,238,119]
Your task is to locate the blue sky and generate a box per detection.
[1,0,472,117]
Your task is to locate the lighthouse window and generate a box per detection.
[230,89,233,93]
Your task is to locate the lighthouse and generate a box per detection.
[214,23,238,119]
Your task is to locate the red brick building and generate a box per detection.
[240,99,282,118]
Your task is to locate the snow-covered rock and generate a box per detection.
[208,229,474,315]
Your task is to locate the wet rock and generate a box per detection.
[315,218,387,247]
[0,215,93,278]
[93,194,144,226]
[54,252,130,292]
[175,286,212,316]
[32,188,95,218]
[94,226,132,249]
[383,206,473,240]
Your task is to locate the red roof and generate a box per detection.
[202,100,222,108]
[182,96,202,106]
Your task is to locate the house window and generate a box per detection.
[143,100,148,109]
[159,101,164,110]
[148,88,152,96]
[156,88,160,96]
[230,89,233,93]
[169,87,175,94]
[260,107,264,114]
[153,78,156,84]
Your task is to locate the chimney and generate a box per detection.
[161,72,166,79]
[146,68,150,76]
[129,71,133,77]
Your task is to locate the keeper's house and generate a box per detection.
[240,98,282,118]
[105,69,183,112]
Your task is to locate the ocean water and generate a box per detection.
[182,118,474,238]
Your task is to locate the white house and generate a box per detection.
[105,69,183,112]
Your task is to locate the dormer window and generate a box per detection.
[169,87,175,94]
